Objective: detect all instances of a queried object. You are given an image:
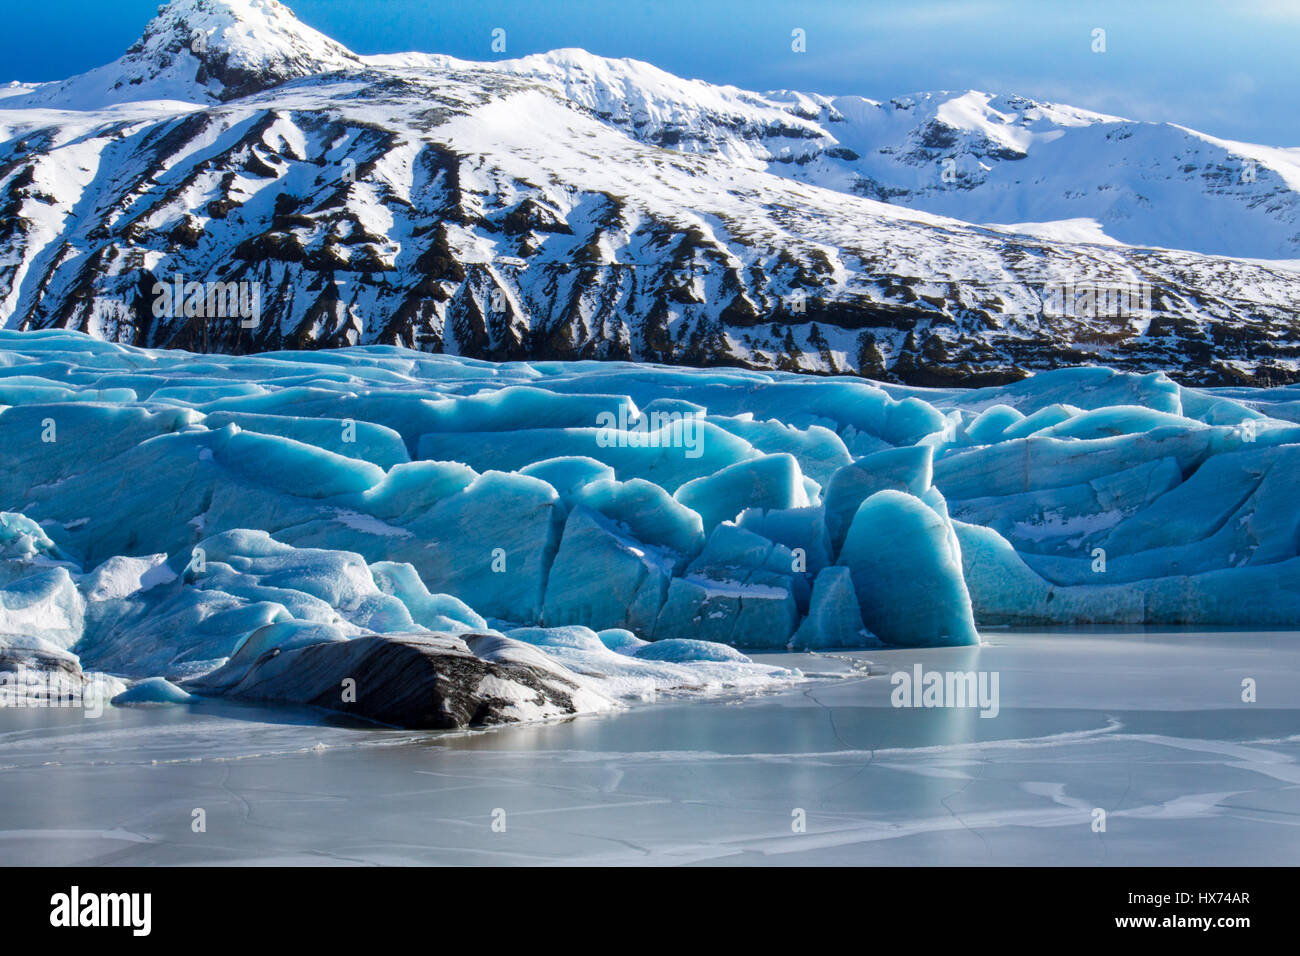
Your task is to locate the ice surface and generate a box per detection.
[505,624,796,699]
[2,333,1300,723]
[0,566,84,653]
[965,403,1024,444]
[4,632,1297,865]
[736,506,833,577]
[518,457,616,504]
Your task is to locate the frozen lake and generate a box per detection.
[1,630,1298,866]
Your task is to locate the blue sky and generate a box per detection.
[5,0,1298,145]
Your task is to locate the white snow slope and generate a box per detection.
[0,0,1298,386]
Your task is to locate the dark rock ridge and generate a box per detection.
[0,647,111,706]
[184,630,607,728]
[2,1,1299,388]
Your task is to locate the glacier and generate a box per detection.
[2,330,1299,726]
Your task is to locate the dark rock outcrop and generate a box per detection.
[184,631,610,728]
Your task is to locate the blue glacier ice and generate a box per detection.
[542,505,675,633]
[965,404,1025,445]
[111,677,195,706]
[823,444,933,553]
[837,490,980,647]
[790,565,877,649]
[3,331,1300,723]
[675,453,810,533]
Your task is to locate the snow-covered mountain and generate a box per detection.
[18,0,360,108]
[1,0,1298,385]
[421,51,1300,259]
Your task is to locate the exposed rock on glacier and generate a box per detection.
[0,647,125,708]
[186,631,616,728]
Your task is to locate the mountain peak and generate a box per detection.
[29,0,361,108]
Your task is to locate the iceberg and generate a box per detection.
[112,677,195,706]
[837,490,980,647]
[651,522,806,648]
[823,445,933,554]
